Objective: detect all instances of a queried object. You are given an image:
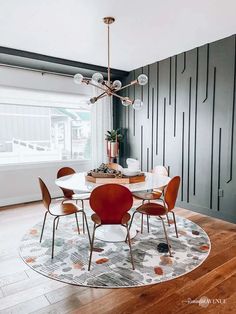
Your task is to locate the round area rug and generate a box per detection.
[19,210,211,288]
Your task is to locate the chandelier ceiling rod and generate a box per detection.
[73,17,148,110]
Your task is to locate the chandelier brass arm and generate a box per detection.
[73,17,148,110]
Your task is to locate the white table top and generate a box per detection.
[55,172,171,193]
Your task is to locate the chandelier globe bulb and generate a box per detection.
[74,73,84,84]
[133,99,144,111]
[137,74,148,86]
[112,80,122,90]
[92,72,104,84]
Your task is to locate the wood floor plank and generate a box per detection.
[0,295,50,314]
[71,289,135,314]
[0,257,28,277]
[177,273,236,314]
[206,291,236,314]
[1,274,51,296]
[45,285,87,304]
[25,268,43,279]
[0,279,65,310]
[31,294,84,314]
[0,271,28,288]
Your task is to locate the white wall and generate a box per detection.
[0,160,92,207]
[0,66,92,207]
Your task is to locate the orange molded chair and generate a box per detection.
[132,165,169,233]
[88,184,135,271]
[129,176,180,257]
[57,167,90,233]
[38,177,91,258]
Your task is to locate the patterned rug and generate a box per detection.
[19,209,211,288]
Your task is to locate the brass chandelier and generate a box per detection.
[73,17,148,110]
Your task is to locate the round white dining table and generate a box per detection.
[55,172,170,242]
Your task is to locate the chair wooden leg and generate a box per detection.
[126,225,135,270]
[75,213,80,235]
[171,211,179,238]
[51,216,58,259]
[56,217,60,230]
[147,215,150,233]
[88,224,96,271]
[141,214,144,234]
[82,211,91,246]
[166,213,170,226]
[40,211,48,243]
[125,211,137,242]
[159,216,173,257]
[81,200,85,234]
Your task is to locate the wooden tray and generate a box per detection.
[90,171,116,178]
[85,174,145,184]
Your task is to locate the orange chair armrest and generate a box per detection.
[121,213,131,224]
[91,213,102,225]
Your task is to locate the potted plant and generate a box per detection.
[105,129,123,158]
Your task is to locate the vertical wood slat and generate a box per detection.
[151,87,154,169]
[133,70,136,136]
[147,65,150,119]
[217,128,222,211]
[210,67,216,209]
[193,48,199,195]
[156,62,159,155]
[169,57,172,105]
[140,125,143,170]
[181,112,185,201]
[182,52,186,73]
[174,55,177,137]
[163,98,166,166]
[227,35,236,183]
[203,44,210,102]
[187,77,192,203]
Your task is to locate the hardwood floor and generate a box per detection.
[0,200,236,313]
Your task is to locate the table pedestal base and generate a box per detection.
[95,225,137,242]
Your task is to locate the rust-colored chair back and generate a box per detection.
[89,184,133,224]
[38,177,51,210]
[164,176,180,211]
[57,167,76,198]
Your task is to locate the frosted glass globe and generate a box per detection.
[133,99,144,111]
[112,80,122,90]
[74,73,84,84]
[137,74,148,86]
[92,72,104,84]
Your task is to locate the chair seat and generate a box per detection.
[136,202,167,216]
[50,202,79,216]
[72,193,90,200]
[133,190,162,200]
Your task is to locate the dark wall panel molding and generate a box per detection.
[115,34,236,223]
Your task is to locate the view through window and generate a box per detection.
[0,104,91,164]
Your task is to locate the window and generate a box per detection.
[0,104,91,164]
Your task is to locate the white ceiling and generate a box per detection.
[0,0,236,71]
